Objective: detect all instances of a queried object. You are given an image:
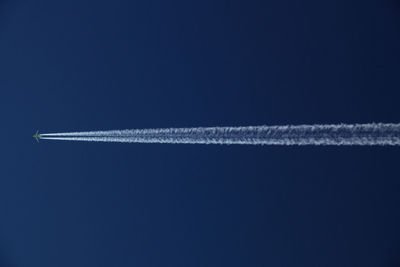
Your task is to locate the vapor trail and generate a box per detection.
[40,123,400,145]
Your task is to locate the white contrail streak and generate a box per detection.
[40,123,400,145]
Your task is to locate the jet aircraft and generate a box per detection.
[33,131,41,142]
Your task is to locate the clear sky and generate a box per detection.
[0,0,400,266]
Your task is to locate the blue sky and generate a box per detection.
[0,0,400,266]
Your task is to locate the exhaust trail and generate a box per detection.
[40,123,400,145]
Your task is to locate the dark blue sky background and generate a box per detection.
[0,0,400,266]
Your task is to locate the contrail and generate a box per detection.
[40,123,400,145]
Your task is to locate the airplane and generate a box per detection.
[33,130,42,142]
